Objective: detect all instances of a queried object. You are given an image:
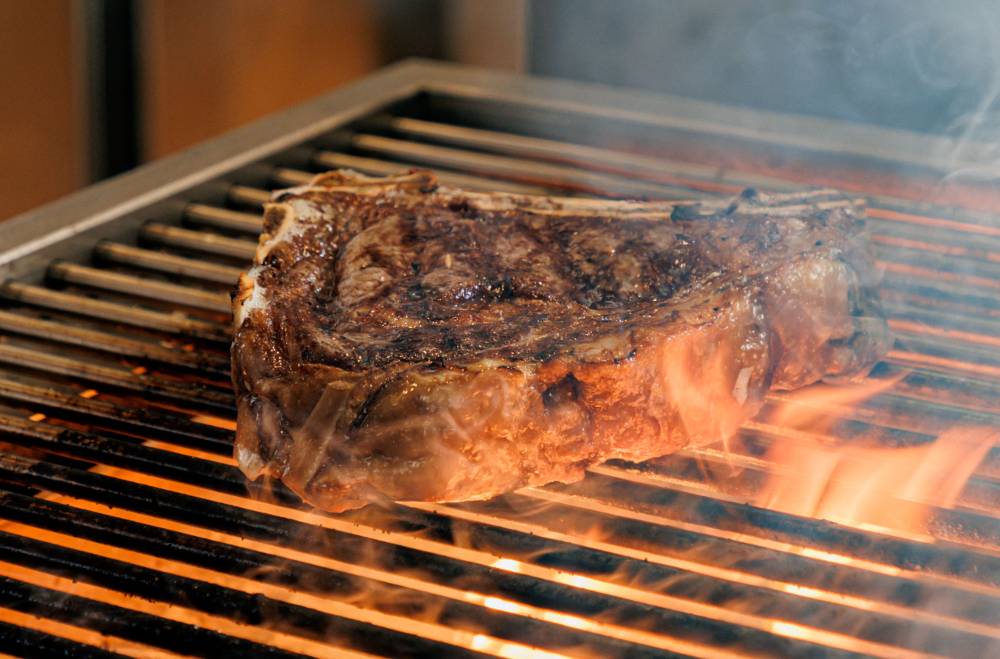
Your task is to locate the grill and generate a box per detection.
[1,60,998,658]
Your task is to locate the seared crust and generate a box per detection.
[231,170,889,511]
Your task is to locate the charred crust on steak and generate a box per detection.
[542,373,583,409]
[231,170,890,512]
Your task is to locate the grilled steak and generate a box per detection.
[231,170,890,512]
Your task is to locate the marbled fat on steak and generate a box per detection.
[231,170,890,512]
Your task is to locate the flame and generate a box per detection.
[763,373,904,431]
[755,377,996,538]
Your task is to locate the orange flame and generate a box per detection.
[755,377,995,539]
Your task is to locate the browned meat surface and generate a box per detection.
[231,170,890,512]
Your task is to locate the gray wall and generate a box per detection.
[529,0,1000,137]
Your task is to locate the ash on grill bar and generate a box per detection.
[0,61,998,658]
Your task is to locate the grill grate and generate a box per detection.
[0,62,998,658]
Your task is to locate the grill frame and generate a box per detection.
[0,59,998,658]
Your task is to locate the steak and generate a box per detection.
[231,170,890,512]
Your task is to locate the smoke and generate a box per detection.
[531,1,997,130]
[529,0,1000,192]
[744,2,1000,191]
[917,4,1000,185]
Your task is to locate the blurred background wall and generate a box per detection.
[0,0,447,221]
[2,0,997,221]
[0,1,86,223]
[141,0,439,160]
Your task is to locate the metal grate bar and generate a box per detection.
[345,136,696,197]
[0,414,241,493]
[227,185,272,208]
[0,309,228,373]
[272,168,314,186]
[0,343,233,411]
[386,116,762,191]
[0,281,228,341]
[0,376,232,452]
[141,223,257,260]
[95,241,244,285]
[48,262,231,313]
[313,152,550,194]
[183,204,262,234]
[185,204,266,234]
[0,615,127,659]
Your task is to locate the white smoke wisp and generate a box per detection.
[929,4,1000,193]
